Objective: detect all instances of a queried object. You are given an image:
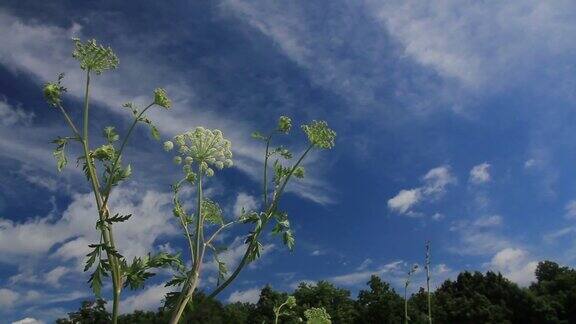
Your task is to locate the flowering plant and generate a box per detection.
[163,116,336,323]
[44,39,179,324]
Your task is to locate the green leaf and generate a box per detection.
[251,131,267,140]
[283,230,295,251]
[165,275,188,287]
[102,244,123,259]
[104,126,119,143]
[247,241,263,262]
[84,244,102,272]
[213,253,228,285]
[88,263,108,297]
[52,137,69,172]
[202,199,223,225]
[107,213,132,223]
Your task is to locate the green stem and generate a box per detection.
[170,169,204,324]
[80,70,121,324]
[101,103,154,207]
[208,145,313,298]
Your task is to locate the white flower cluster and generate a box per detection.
[164,127,233,177]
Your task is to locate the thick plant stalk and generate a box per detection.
[79,70,122,323]
[169,170,204,324]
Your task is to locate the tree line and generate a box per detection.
[56,260,576,323]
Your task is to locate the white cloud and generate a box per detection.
[45,266,70,288]
[0,99,34,126]
[487,248,538,286]
[310,250,325,256]
[356,258,373,271]
[473,215,502,228]
[0,187,177,266]
[120,284,173,314]
[388,166,456,215]
[372,1,576,90]
[565,200,576,219]
[233,192,259,217]
[227,287,261,303]
[448,215,511,256]
[0,288,19,308]
[12,318,45,324]
[388,189,420,214]
[330,260,403,286]
[0,10,335,205]
[469,162,491,184]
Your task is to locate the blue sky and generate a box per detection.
[2,0,576,322]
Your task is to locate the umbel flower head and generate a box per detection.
[72,38,119,74]
[164,127,233,177]
[301,120,336,149]
[154,88,171,109]
[277,116,292,134]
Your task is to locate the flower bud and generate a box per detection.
[153,88,171,109]
[173,156,182,165]
[163,141,174,151]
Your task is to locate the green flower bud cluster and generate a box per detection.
[301,120,336,150]
[72,38,119,74]
[164,127,233,177]
[277,116,292,134]
[286,295,297,308]
[153,88,171,109]
[43,73,66,107]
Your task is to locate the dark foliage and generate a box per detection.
[58,260,576,324]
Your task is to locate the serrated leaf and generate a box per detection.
[88,263,108,297]
[202,199,223,225]
[283,230,295,251]
[52,137,69,172]
[107,213,132,223]
[84,244,102,272]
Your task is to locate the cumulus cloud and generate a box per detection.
[0,187,177,265]
[388,166,456,215]
[469,162,491,184]
[487,248,538,286]
[120,284,173,314]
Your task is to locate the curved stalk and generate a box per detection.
[170,169,204,324]
[101,103,154,207]
[209,145,312,298]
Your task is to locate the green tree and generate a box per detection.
[293,281,358,323]
[530,260,576,322]
[355,275,404,323]
[56,299,111,324]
